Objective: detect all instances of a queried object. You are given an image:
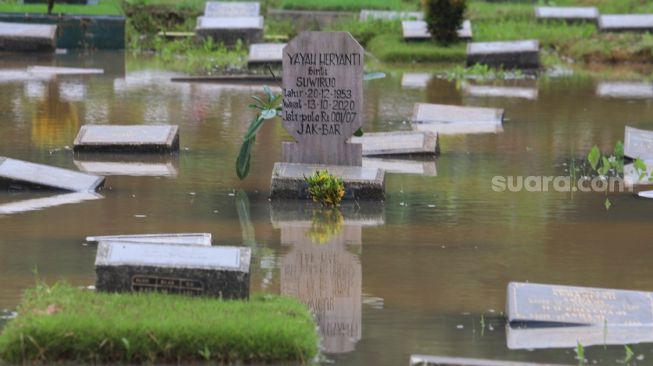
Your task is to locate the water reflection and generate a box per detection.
[32,81,80,147]
[0,192,103,216]
[507,325,653,349]
[273,201,384,353]
[73,154,179,177]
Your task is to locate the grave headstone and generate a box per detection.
[0,22,57,52]
[534,7,599,23]
[0,192,102,215]
[350,131,438,156]
[204,1,260,17]
[86,233,212,246]
[507,324,653,350]
[624,126,653,160]
[410,355,569,366]
[597,82,653,99]
[507,282,653,326]
[195,16,264,46]
[412,103,504,135]
[247,43,285,65]
[402,20,472,41]
[401,73,431,89]
[73,125,180,153]
[360,10,423,21]
[95,241,250,298]
[27,66,104,75]
[599,14,653,33]
[467,40,540,69]
[464,85,538,100]
[362,157,437,176]
[0,157,104,192]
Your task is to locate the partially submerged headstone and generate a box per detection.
[507,282,653,325]
[597,82,653,99]
[86,233,212,246]
[535,6,599,23]
[0,22,57,52]
[412,103,504,135]
[624,126,653,160]
[195,16,264,45]
[0,192,102,215]
[402,20,472,41]
[27,66,104,75]
[360,10,423,21]
[0,157,104,192]
[401,73,431,89]
[350,131,438,156]
[73,125,180,153]
[599,14,653,33]
[204,1,260,17]
[362,157,437,176]
[410,355,569,366]
[247,43,285,65]
[467,40,540,69]
[95,241,250,298]
[507,324,653,350]
[463,84,538,100]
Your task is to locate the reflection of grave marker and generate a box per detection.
[0,192,102,215]
[0,22,57,52]
[507,324,653,350]
[410,354,569,366]
[597,82,653,99]
[86,233,212,246]
[0,157,104,192]
[350,131,438,156]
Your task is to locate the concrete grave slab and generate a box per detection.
[597,82,653,99]
[95,241,250,298]
[467,40,540,69]
[73,125,179,153]
[411,355,570,366]
[625,126,653,160]
[247,43,285,65]
[402,20,472,41]
[0,192,102,215]
[507,324,653,350]
[0,21,57,52]
[204,1,260,17]
[401,73,431,89]
[464,84,538,100]
[87,233,212,246]
[195,16,263,45]
[599,14,653,33]
[0,157,104,192]
[362,157,437,176]
[27,66,104,75]
[350,131,438,156]
[535,7,599,23]
[507,282,653,326]
[360,10,423,21]
[270,162,384,200]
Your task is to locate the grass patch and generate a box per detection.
[0,282,318,364]
[277,0,419,11]
[0,0,122,15]
[368,34,466,63]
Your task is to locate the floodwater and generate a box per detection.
[1,51,653,366]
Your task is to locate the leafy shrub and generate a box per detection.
[422,0,467,45]
[305,170,345,207]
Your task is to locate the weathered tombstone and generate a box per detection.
[95,241,250,298]
[624,126,653,160]
[27,66,104,75]
[195,16,264,46]
[0,22,57,52]
[412,103,504,135]
[0,192,102,215]
[204,1,260,17]
[507,324,653,350]
[463,85,538,100]
[350,131,438,156]
[247,43,285,66]
[360,10,423,21]
[597,82,653,99]
[86,233,212,246]
[362,157,437,176]
[410,355,569,366]
[402,20,472,41]
[0,157,104,192]
[467,40,540,69]
[401,73,431,89]
[534,6,599,23]
[507,282,653,326]
[599,14,653,33]
[73,125,179,153]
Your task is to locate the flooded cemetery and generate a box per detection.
[2,0,653,365]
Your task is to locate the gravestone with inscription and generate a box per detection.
[624,126,653,160]
[87,233,212,246]
[271,31,385,200]
[95,241,250,298]
[73,125,179,153]
[0,22,57,52]
[195,16,263,45]
[0,157,104,192]
[507,282,653,326]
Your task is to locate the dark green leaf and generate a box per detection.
[243,116,266,141]
[236,137,254,179]
[353,128,364,137]
[363,72,386,81]
[248,104,263,110]
[598,157,610,176]
[614,141,624,159]
[587,146,600,171]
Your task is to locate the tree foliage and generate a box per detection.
[422,0,467,45]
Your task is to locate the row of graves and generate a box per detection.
[535,6,653,33]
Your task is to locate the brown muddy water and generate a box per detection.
[1,51,653,365]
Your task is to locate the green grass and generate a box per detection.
[278,0,419,11]
[0,0,122,15]
[368,34,466,63]
[0,283,318,364]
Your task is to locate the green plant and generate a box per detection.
[422,0,467,45]
[305,170,345,207]
[575,341,585,365]
[624,345,635,364]
[307,208,344,244]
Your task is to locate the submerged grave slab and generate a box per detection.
[0,21,57,52]
[195,16,263,45]
[362,157,437,176]
[507,282,653,326]
[463,85,538,100]
[412,103,504,135]
[507,324,653,350]
[597,82,653,99]
[535,6,599,23]
[247,43,285,65]
[27,66,104,75]
[401,73,431,89]
[270,162,384,200]
[599,14,653,32]
[360,10,423,21]
[0,192,102,215]
[624,126,653,160]
[402,20,472,41]
[350,131,438,156]
[87,233,212,246]
[204,1,260,17]
[73,125,179,153]
[95,241,250,298]
[0,157,104,192]
[467,40,540,69]
[410,355,569,366]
